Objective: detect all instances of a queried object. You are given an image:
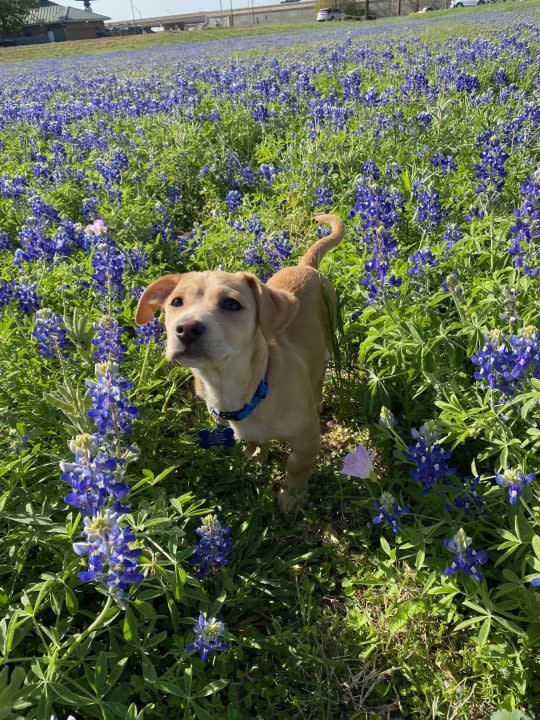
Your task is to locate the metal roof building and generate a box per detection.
[2,1,110,42]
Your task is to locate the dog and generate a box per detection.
[135,214,344,512]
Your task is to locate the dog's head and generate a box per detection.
[135,271,298,367]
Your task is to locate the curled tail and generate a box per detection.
[299,214,345,269]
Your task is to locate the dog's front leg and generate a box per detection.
[278,423,320,513]
[244,442,270,463]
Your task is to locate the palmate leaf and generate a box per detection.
[0,666,30,719]
[42,380,93,434]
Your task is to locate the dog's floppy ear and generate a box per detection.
[244,274,298,341]
[135,274,182,325]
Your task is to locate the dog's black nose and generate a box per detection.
[176,320,205,345]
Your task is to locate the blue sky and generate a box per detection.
[90,0,282,21]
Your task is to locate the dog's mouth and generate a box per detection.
[168,346,206,367]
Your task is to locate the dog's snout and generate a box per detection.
[176,319,206,345]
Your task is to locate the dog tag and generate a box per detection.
[199,426,235,449]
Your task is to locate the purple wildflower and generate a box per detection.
[186,615,229,661]
[32,309,72,359]
[444,528,488,581]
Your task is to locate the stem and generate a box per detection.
[138,340,152,390]
[59,596,114,665]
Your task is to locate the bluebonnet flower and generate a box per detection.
[15,282,41,314]
[95,151,129,186]
[408,247,438,275]
[378,406,397,428]
[8,430,28,455]
[430,152,457,174]
[448,477,484,515]
[313,185,333,208]
[32,309,72,359]
[258,163,278,185]
[492,68,510,86]
[455,73,480,94]
[186,615,229,661]
[531,577,540,587]
[0,233,11,251]
[86,362,138,437]
[508,167,539,276]
[191,514,233,576]
[91,241,126,298]
[0,174,28,200]
[134,318,164,346]
[471,326,540,395]
[225,190,242,213]
[73,508,143,608]
[253,103,270,123]
[92,316,126,363]
[441,224,463,255]
[242,219,292,279]
[414,183,443,229]
[82,197,99,220]
[349,171,403,304]
[28,197,61,224]
[475,131,509,194]
[61,434,127,517]
[373,492,409,534]
[442,274,463,296]
[178,225,205,255]
[407,421,455,492]
[495,468,534,505]
[416,111,432,127]
[128,247,149,273]
[0,279,15,308]
[444,528,488,581]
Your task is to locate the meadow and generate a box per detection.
[0,6,539,719]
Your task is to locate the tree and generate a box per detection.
[0,0,39,36]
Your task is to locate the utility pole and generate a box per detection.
[229,0,234,26]
[365,0,369,20]
[128,0,137,26]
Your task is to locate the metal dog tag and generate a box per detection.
[199,426,235,449]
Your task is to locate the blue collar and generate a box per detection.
[211,373,269,422]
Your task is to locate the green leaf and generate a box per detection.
[123,607,138,642]
[491,711,532,720]
[477,617,491,647]
[65,587,78,615]
[193,679,229,698]
[94,651,108,696]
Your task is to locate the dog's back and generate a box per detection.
[266,215,344,397]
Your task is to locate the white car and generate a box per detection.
[317,8,347,21]
[449,0,486,6]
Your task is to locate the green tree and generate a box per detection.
[0,0,39,36]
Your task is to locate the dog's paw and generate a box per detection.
[277,488,306,513]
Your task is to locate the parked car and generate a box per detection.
[280,0,301,4]
[317,7,347,21]
[449,0,486,6]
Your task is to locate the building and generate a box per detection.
[1,1,110,43]
[107,0,442,32]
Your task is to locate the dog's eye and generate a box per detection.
[170,297,183,307]
[220,298,242,311]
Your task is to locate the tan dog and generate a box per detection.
[135,214,344,512]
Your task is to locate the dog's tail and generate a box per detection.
[299,214,345,269]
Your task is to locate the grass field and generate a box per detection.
[0,4,540,720]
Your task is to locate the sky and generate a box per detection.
[88,0,284,21]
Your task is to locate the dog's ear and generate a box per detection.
[244,274,298,341]
[135,274,182,325]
